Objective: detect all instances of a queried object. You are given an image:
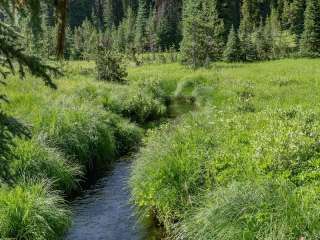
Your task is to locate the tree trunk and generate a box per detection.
[56,0,69,59]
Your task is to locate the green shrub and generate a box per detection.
[177,181,320,240]
[105,80,167,124]
[0,182,70,240]
[95,47,127,83]
[253,109,320,185]
[10,138,82,193]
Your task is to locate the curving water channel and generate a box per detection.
[65,160,161,240]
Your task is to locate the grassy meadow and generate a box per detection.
[130,59,320,239]
[1,58,320,239]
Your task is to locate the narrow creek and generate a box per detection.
[65,100,194,240]
[65,159,161,240]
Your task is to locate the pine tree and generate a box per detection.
[239,0,256,61]
[300,0,320,57]
[180,0,224,68]
[289,0,306,36]
[254,21,272,60]
[156,0,182,50]
[223,25,242,62]
[204,0,225,60]
[123,8,136,54]
[104,0,114,30]
[135,0,148,52]
[146,8,157,52]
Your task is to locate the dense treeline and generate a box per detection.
[12,0,320,65]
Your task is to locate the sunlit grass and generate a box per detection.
[130,58,320,239]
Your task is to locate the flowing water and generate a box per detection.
[65,160,161,240]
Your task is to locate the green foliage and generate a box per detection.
[223,25,242,62]
[253,22,272,61]
[104,80,167,124]
[180,0,224,67]
[9,138,81,193]
[300,0,320,57]
[135,0,148,52]
[109,114,144,155]
[72,19,99,60]
[95,47,128,83]
[130,59,320,238]
[0,182,71,240]
[156,2,182,51]
[130,112,217,228]
[0,112,30,182]
[177,181,320,240]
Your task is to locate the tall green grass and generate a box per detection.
[1,61,169,240]
[0,181,70,240]
[176,181,320,240]
[10,138,81,193]
[130,59,320,239]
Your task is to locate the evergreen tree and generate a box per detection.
[289,0,306,36]
[135,0,148,52]
[123,8,136,54]
[0,0,58,87]
[300,0,320,57]
[239,0,256,61]
[223,25,242,62]
[156,0,182,50]
[204,0,225,60]
[146,8,157,52]
[180,0,224,68]
[254,21,272,60]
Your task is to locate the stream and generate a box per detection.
[65,159,161,240]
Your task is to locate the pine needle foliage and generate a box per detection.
[300,0,320,57]
[223,25,242,62]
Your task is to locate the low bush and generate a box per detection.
[105,80,167,124]
[253,109,320,185]
[0,182,70,240]
[96,47,127,83]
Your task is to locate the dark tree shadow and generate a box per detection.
[0,111,31,182]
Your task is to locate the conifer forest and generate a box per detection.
[2,0,320,240]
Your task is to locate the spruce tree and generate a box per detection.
[254,21,272,60]
[204,0,225,60]
[239,0,256,61]
[289,0,306,36]
[104,0,114,30]
[223,25,242,62]
[156,1,182,50]
[146,8,157,52]
[180,0,224,68]
[135,0,148,52]
[123,8,136,54]
[300,0,320,57]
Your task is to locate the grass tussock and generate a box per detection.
[176,181,320,240]
[0,181,71,240]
